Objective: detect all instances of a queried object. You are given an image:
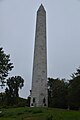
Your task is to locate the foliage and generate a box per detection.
[6,76,24,97]
[48,78,68,109]
[48,67,80,110]
[26,96,31,107]
[68,67,80,110]
[0,94,27,108]
[71,67,80,78]
[5,76,24,105]
[16,97,27,107]
[0,47,13,86]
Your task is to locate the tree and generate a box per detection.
[5,76,24,105]
[0,47,13,86]
[48,78,68,108]
[68,67,80,110]
[6,76,24,97]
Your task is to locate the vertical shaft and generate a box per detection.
[30,4,48,107]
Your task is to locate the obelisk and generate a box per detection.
[30,4,48,107]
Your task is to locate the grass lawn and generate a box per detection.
[0,107,80,120]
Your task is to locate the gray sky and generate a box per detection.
[0,0,80,98]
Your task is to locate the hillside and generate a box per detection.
[0,107,80,120]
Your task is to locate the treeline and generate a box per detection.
[0,47,27,107]
[1,46,80,110]
[48,67,80,110]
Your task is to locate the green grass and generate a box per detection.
[0,107,80,120]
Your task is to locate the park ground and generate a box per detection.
[0,107,80,120]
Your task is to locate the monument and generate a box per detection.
[30,4,48,107]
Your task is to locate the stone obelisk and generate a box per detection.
[30,4,48,107]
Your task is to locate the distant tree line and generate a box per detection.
[0,46,80,110]
[48,67,80,110]
[0,46,27,107]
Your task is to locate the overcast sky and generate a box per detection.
[0,0,80,98]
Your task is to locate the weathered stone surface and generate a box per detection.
[30,4,48,107]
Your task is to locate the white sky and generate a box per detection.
[0,0,80,98]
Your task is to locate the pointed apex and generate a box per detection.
[38,4,45,12]
[40,4,44,8]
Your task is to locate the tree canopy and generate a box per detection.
[6,76,24,97]
[5,76,24,105]
[0,47,13,86]
[48,78,68,108]
[68,67,80,109]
